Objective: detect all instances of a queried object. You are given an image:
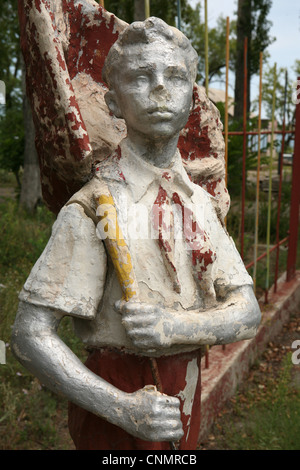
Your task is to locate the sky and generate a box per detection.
[190,0,300,71]
[190,0,300,109]
[1,1,299,108]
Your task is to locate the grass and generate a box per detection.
[0,197,86,450]
[224,355,300,450]
[200,336,300,451]
[0,171,299,450]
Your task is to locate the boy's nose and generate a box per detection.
[150,84,170,103]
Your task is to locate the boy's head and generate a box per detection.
[102,17,198,90]
[102,17,198,141]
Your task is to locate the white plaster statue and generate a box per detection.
[12,17,261,450]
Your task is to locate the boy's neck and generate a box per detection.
[126,132,179,169]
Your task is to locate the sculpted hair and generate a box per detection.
[102,17,199,88]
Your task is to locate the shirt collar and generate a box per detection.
[116,138,195,203]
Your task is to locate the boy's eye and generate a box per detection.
[169,75,185,83]
[165,67,188,84]
[135,75,149,85]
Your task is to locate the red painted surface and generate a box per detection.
[68,348,202,450]
[178,88,211,161]
[172,191,216,278]
[64,0,119,84]
[178,86,225,202]
[18,0,123,214]
[19,2,227,214]
[152,187,178,280]
[162,171,171,181]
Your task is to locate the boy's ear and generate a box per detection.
[104,90,123,119]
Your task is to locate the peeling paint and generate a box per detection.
[175,357,199,422]
[19,1,229,217]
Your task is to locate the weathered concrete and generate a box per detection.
[199,270,300,442]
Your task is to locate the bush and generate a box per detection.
[0,199,84,449]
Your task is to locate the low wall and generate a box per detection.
[199,271,300,442]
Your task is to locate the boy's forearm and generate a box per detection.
[116,285,261,352]
[11,301,183,443]
[170,285,261,346]
[11,302,128,426]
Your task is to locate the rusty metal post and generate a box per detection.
[224,17,230,191]
[240,37,248,260]
[253,52,263,293]
[204,0,209,94]
[286,78,300,281]
[265,63,277,304]
[274,70,288,292]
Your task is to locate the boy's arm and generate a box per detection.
[11,300,183,443]
[116,284,261,352]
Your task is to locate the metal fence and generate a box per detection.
[204,34,300,369]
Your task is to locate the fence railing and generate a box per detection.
[203,34,300,369]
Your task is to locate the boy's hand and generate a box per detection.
[114,300,174,352]
[121,385,183,442]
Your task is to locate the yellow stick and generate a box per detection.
[96,186,177,450]
[97,193,138,301]
[145,0,150,19]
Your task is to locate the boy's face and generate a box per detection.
[106,40,194,141]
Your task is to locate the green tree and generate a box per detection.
[258,60,300,154]
[183,4,237,86]
[260,60,300,127]
[234,0,275,120]
[0,0,42,210]
[0,0,24,186]
[104,0,193,27]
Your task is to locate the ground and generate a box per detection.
[198,309,300,450]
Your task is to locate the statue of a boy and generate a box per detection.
[12,17,261,450]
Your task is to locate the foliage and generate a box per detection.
[236,0,275,77]
[0,0,24,183]
[105,0,179,25]
[234,0,275,118]
[0,106,24,185]
[0,197,85,449]
[184,8,237,86]
[216,102,269,197]
[259,60,300,129]
[0,200,53,280]
[247,0,275,76]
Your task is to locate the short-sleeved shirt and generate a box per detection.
[19,139,253,357]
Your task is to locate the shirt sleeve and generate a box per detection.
[19,203,107,319]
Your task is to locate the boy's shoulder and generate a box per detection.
[63,146,126,220]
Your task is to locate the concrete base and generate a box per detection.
[199,271,300,442]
